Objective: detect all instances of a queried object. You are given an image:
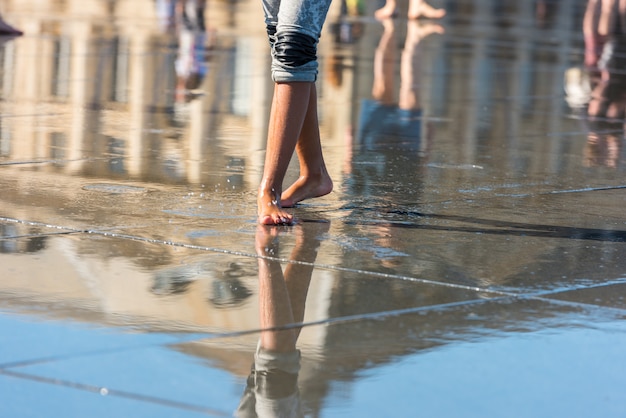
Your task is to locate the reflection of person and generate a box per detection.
[175,18,209,102]
[374,0,445,20]
[157,0,210,102]
[580,0,626,167]
[358,19,443,152]
[0,14,22,36]
[236,222,328,417]
[257,0,334,225]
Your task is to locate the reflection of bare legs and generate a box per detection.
[408,0,446,20]
[372,19,397,105]
[256,226,297,350]
[255,222,329,350]
[375,0,398,20]
[375,0,446,20]
[399,21,444,111]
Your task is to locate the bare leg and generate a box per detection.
[375,0,398,20]
[258,82,312,225]
[407,0,446,20]
[280,84,333,208]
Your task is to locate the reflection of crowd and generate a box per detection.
[580,0,626,167]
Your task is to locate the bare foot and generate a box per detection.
[258,187,294,225]
[280,172,333,208]
[408,3,446,20]
[375,4,397,20]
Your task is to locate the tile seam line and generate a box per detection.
[526,278,626,298]
[253,293,626,336]
[330,185,626,223]
[0,369,230,417]
[0,217,177,234]
[0,157,96,166]
[0,231,79,240]
[0,296,509,371]
[89,229,513,297]
[3,292,622,373]
[17,219,626,298]
[523,295,626,316]
[4,218,623,299]
[0,216,506,295]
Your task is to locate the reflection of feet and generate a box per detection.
[294,219,330,247]
[289,220,330,263]
[375,5,397,20]
[280,171,333,208]
[255,224,283,257]
[408,3,446,20]
[406,20,445,43]
[258,187,294,225]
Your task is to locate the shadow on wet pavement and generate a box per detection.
[1,0,625,416]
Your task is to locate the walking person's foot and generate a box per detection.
[280,171,333,208]
[258,186,294,225]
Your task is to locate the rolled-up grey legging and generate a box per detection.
[262,0,333,82]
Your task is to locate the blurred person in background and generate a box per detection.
[579,0,626,167]
[357,17,444,154]
[156,0,211,102]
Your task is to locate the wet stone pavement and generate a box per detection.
[1,0,626,416]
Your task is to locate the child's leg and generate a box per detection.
[258,0,333,224]
[258,82,312,225]
[280,83,333,208]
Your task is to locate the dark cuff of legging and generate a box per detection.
[266,24,277,47]
[273,32,317,67]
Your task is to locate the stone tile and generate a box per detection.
[543,282,626,310]
[0,313,178,368]
[0,372,212,418]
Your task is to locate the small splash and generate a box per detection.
[82,183,148,194]
[427,163,484,170]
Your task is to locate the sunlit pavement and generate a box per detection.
[1,0,625,416]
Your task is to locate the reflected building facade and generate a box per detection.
[1,0,624,415]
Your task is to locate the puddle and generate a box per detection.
[82,184,149,194]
